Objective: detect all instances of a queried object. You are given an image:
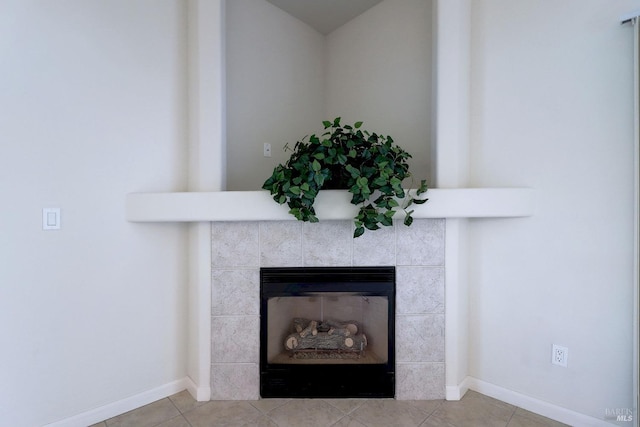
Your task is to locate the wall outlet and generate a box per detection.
[552,344,568,367]
[263,143,272,157]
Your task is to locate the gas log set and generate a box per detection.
[284,318,367,358]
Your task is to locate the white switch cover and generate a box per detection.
[43,208,60,230]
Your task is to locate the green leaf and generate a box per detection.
[289,186,301,195]
[345,164,360,178]
[323,120,332,128]
[312,160,321,172]
[404,215,414,227]
[333,117,341,127]
[289,208,302,220]
[417,179,428,195]
[354,226,365,238]
[413,198,428,205]
[314,153,325,160]
[354,121,363,129]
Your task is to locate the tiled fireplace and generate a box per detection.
[211,219,445,400]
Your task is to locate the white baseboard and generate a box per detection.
[465,377,616,427]
[44,378,189,427]
[446,376,471,400]
[185,375,211,402]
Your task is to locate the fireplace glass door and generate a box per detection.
[260,267,395,398]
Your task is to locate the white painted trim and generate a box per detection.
[185,375,211,402]
[125,188,536,222]
[434,0,471,188]
[445,376,471,401]
[185,0,224,402]
[43,378,189,427]
[444,219,470,399]
[466,377,616,427]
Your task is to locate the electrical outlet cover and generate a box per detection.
[552,344,568,367]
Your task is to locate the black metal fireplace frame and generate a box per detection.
[260,266,395,398]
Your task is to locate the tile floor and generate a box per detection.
[90,390,569,427]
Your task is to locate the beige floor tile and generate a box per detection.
[169,390,208,413]
[507,408,569,427]
[184,401,261,427]
[249,398,291,413]
[88,423,107,427]
[267,399,345,427]
[105,398,181,427]
[332,415,368,427]
[322,398,367,415]
[406,400,444,416]
[420,415,458,427]
[349,399,430,427]
[242,414,280,426]
[431,391,516,427]
[155,415,191,427]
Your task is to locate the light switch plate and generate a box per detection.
[43,208,61,230]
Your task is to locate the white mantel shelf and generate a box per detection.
[126,188,535,222]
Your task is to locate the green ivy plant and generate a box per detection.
[262,118,428,238]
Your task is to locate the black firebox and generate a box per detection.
[260,266,395,398]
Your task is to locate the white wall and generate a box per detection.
[226,0,433,190]
[0,1,188,425]
[468,0,637,420]
[326,0,433,185]
[225,0,325,190]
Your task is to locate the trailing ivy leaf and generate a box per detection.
[289,208,302,220]
[354,121,363,129]
[417,179,428,195]
[354,226,365,238]
[278,195,286,204]
[323,120,332,128]
[379,215,393,227]
[373,177,388,187]
[312,160,321,172]
[289,186,301,195]
[333,117,341,127]
[413,198,428,205]
[345,164,360,178]
[364,221,380,231]
[314,153,325,160]
[404,214,414,227]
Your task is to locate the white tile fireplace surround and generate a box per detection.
[210,219,446,401]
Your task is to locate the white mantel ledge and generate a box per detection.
[125,188,535,222]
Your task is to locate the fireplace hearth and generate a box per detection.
[260,266,396,398]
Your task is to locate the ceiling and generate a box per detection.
[265,0,384,35]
